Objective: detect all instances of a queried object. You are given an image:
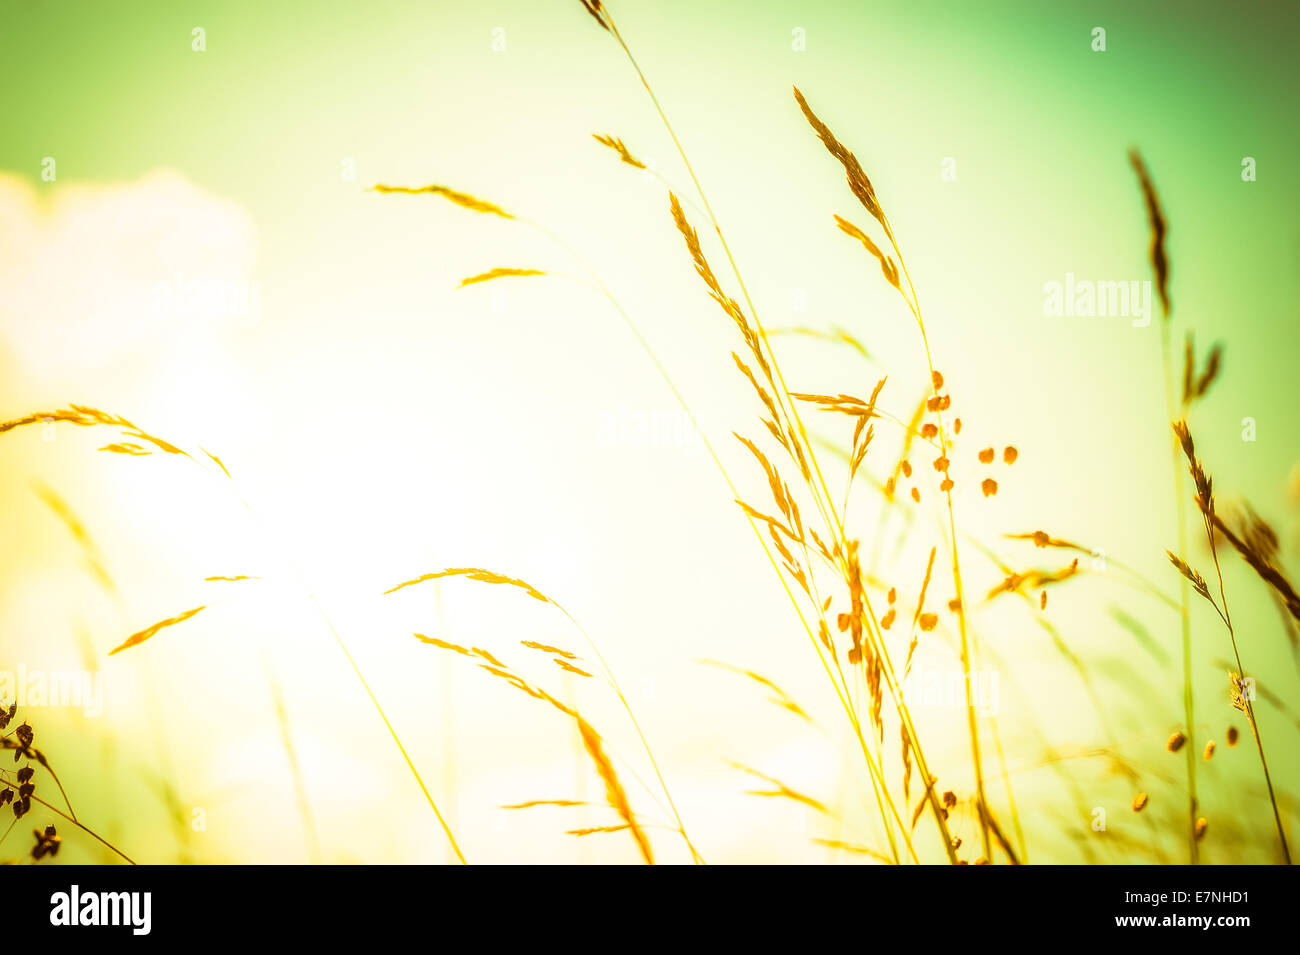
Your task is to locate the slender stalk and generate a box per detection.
[1199,508,1290,863]
[519,219,800,862]
[881,222,991,861]
[196,464,469,864]
[600,5,959,862]
[603,15,843,544]
[3,410,468,864]
[988,711,1028,863]
[1161,308,1199,864]
[264,655,323,864]
[0,777,136,865]
[305,590,466,864]
[546,600,705,863]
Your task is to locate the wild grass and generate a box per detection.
[1,0,1296,865]
[1,406,467,863]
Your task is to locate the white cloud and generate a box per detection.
[0,171,258,380]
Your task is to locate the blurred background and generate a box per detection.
[0,0,1297,863]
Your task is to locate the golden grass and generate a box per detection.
[458,267,545,288]
[371,183,513,218]
[409,623,659,863]
[390,567,701,863]
[2,0,1294,867]
[1,405,468,864]
[107,606,206,656]
[1129,148,1204,863]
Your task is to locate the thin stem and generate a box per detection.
[264,654,323,864]
[306,591,467,864]
[882,219,991,862]
[605,17,843,545]
[0,777,136,865]
[602,6,958,862]
[519,217,813,862]
[1201,512,1290,863]
[547,600,705,864]
[1160,320,1199,864]
[35,760,76,823]
[205,467,468,864]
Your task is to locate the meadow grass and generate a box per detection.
[1,0,1297,866]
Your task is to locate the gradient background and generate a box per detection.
[1,0,1297,863]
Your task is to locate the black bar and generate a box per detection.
[12,864,1285,940]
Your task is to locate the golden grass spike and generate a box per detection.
[131,432,187,456]
[32,483,116,595]
[458,267,545,288]
[371,183,513,219]
[986,559,1080,601]
[203,449,232,479]
[1205,507,1300,625]
[568,824,632,836]
[903,547,938,676]
[793,86,884,226]
[669,192,720,295]
[577,716,653,864]
[554,658,594,678]
[834,215,900,288]
[413,633,474,656]
[731,352,780,423]
[592,133,646,169]
[910,789,930,830]
[108,606,206,656]
[767,324,873,363]
[730,762,829,815]
[2,405,190,461]
[901,723,913,801]
[734,499,799,542]
[418,628,575,717]
[1128,149,1170,318]
[385,567,550,602]
[668,193,768,375]
[698,659,812,722]
[478,664,575,717]
[1193,343,1222,399]
[472,647,507,668]
[1005,530,1088,553]
[577,0,610,31]
[1166,551,1214,605]
[500,799,587,809]
[735,433,792,522]
[204,575,260,582]
[521,640,581,660]
[849,378,887,485]
[1171,419,1213,513]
